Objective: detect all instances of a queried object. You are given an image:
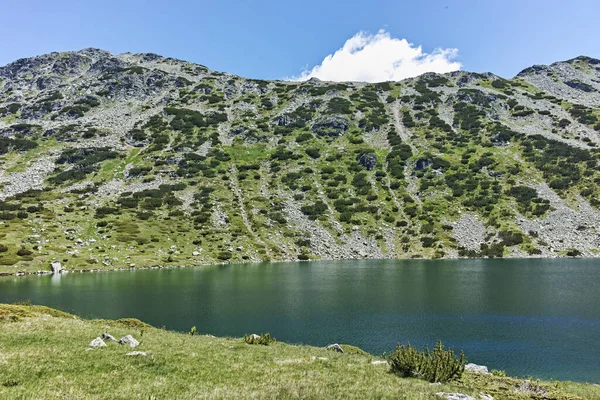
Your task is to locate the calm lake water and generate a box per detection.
[1,258,599,382]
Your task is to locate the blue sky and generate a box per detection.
[1,0,599,81]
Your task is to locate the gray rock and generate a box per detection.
[312,115,349,137]
[101,333,116,341]
[371,360,388,366]
[118,335,140,348]
[436,393,477,400]
[465,363,490,375]
[358,153,377,170]
[50,260,62,274]
[126,351,147,356]
[89,337,107,348]
[326,343,344,353]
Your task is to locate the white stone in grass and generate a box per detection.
[118,335,140,348]
[89,337,107,348]
[436,393,477,400]
[371,360,388,366]
[101,333,116,341]
[465,363,490,375]
[126,351,147,356]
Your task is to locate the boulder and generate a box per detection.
[118,335,140,348]
[465,363,490,375]
[326,343,344,353]
[89,337,107,348]
[50,260,62,274]
[358,153,377,170]
[101,333,116,341]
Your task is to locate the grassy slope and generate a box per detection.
[0,304,598,399]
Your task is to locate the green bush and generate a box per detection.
[17,248,33,257]
[244,333,276,345]
[389,340,465,383]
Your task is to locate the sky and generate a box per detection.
[1,0,599,82]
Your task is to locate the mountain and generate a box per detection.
[0,49,599,274]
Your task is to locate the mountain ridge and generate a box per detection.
[0,49,600,274]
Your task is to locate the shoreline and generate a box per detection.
[1,302,599,398]
[0,254,595,278]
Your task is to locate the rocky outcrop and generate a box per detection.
[465,363,490,375]
[312,115,349,137]
[50,260,62,274]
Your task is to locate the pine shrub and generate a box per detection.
[244,333,276,345]
[389,340,466,383]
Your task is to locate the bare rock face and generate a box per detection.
[451,214,486,251]
[311,115,349,137]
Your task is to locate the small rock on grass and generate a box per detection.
[465,363,490,374]
[89,337,107,348]
[118,335,139,348]
[126,351,147,356]
[371,360,388,366]
[101,333,116,341]
[326,343,344,353]
[436,393,476,400]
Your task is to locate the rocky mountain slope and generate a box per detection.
[1,49,599,273]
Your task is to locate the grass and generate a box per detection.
[0,303,599,399]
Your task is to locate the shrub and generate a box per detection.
[389,340,466,383]
[566,249,582,257]
[244,333,276,345]
[17,248,33,257]
[0,244,8,252]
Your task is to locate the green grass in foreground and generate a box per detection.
[0,304,599,399]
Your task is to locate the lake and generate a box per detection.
[0,258,599,382]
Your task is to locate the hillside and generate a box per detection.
[1,49,600,274]
[1,303,599,399]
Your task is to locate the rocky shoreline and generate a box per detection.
[1,253,595,278]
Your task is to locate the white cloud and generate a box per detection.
[294,30,461,83]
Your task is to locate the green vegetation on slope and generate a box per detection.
[1,51,600,273]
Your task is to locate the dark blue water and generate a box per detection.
[0,258,599,382]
